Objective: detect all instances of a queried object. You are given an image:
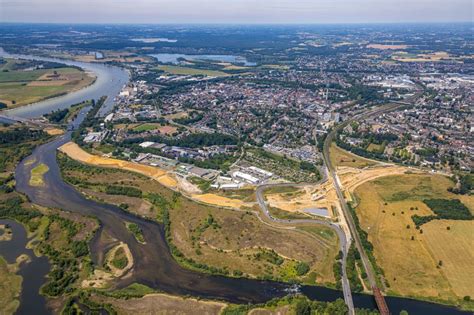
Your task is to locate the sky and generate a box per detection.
[1,0,472,24]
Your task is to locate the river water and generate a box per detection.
[0,219,50,315]
[1,50,470,314]
[0,48,129,118]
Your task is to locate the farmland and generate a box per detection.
[354,173,474,308]
[0,59,95,108]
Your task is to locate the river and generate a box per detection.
[2,50,470,314]
[0,219,50,315]
[0,48,129,118]
[11,118,470,314]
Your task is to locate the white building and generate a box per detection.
[232,171,259,185]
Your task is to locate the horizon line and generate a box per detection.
[1,21,473,26]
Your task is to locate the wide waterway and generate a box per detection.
[0,219,50,315]
[1,50,470,314]
[12,116,470,314]
[0,48,129,118]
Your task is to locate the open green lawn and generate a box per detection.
[155,65,229,77]
[132,123,160,132]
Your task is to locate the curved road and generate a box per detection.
[15,128,297,304]
[321,101,418,313]
[255,180,355,313]
[254,101,417,314]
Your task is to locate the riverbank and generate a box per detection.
[0,48,129,118]
[0,57,97,110]
[0,255,22,314]
[0,219,50,315]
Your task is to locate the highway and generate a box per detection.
[321,102,415,314]
[254,99,417,314]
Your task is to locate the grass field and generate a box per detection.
[170,196,337,284]
[155,65,229,77]
[132,123,177,134]
[29,163,49,187]
[0,62,95,108]
[354,173,474,307]
[132,123,159,132]
[329,143,377,169]
[0,256,22,315]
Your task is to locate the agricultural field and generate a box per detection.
[154,65,229,77]
[354,173,474,308]
[391,51,454,62]
[91,291,347,315]
[366,44,409,50]
[329,143,377,169]
[0,59,95,108]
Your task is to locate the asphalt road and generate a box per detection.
[254,101,418,314]
[255,178,355,313]
[322,102,416,293]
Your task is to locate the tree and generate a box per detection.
[295,262,310,276]
[295,299,311,315]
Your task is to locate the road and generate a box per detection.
[255,178,355,313]
[253,99,418,314]
[322,102,416,314]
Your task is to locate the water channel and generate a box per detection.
[0,49,469,315]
